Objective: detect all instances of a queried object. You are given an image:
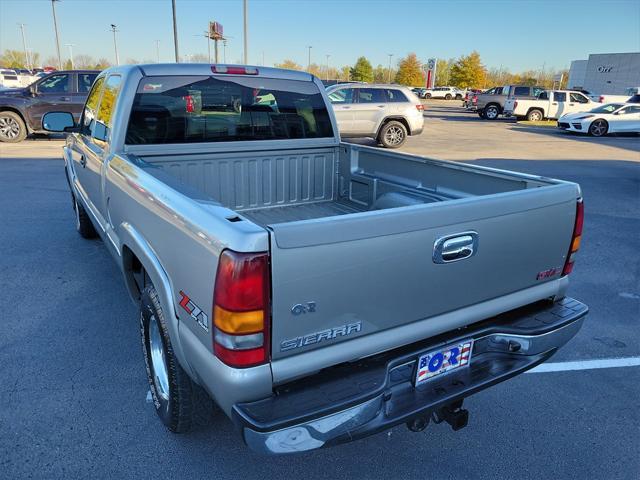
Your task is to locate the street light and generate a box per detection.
[110,24,120,65]
[18,24,30,70]
[65,43,75,69]
[51,0,63,69]
[307,45,312,71]
[155,40,160,63]
[387,53,394,83]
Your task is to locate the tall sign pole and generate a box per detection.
[243,0,248,64]
[172,0,180,62]
[18,24,30,69]
[51,0,62,70]
[209,22,224,64]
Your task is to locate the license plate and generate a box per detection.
[415,339,473,386]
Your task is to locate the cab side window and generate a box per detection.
[356,88,385,103]
[81,76,105,135]
[553,92,567,102]
[94,75,123,143]
[328,88,353,104]
[79,73,98,93]
[38,74,69,93]
[570,93,588,103]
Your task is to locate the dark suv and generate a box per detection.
[0,70,98,142]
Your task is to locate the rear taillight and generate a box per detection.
[211,65,258,75]
[213,249,270,367]
[184,95,195,113]
[562,199,584,276]
[513,101,518,108]
[598,96,604,103]
[416,104,424,111]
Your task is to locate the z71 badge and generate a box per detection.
[178,291,209,332]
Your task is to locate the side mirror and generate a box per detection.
[28,85,37,96]
[42,111,76,132]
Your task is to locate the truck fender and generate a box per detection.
[118,223,195,378]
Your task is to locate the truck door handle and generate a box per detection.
[342,106,351,109]
[377,105,385,108]
[80,155,86,167]
[552,102,558,105]
[433,232,478,264]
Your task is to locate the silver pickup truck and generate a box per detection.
[43,64,588,454]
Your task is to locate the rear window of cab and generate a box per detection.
[126,76,334,144]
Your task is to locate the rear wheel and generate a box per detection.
[378,120,407,148]
[0,111,27,143]
[425,93,431,99]
[140,285,213,432]
[445,94,452,100]
[484,104,500,120]
[526,109,544,122]
[588,119,608,137]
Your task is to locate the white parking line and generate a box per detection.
[527,357,640,373]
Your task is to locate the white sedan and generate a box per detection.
[558,103,640,136]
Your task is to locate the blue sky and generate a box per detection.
[1,0,638,71]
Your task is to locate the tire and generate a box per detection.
[73,196,98,239]
[588,119,608,137]
[425,93,431,99]
[0,111,27,143]
[378,120,407,148]
[526,109,544,122]
[484,104,500,120]
[140,285,213,432]
[445,94,452,100]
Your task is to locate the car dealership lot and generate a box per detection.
[1,102,638,479]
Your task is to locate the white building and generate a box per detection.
[568,52,640,95]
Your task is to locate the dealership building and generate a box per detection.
[567,52,640,95]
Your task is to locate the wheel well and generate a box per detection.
[122,245,148,301]
[378,117,411,137]
[486,102,502,112]
[527,107,544,116]
[0,107,30,132]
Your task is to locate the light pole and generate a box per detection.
[223,39,227,63]
[51,0,62,69]
[18,24,30,70]
[110,24,119,65]
[387,53,394,83]
[325,54,330,81]
[172,0,180,62]
[306,45,312,71]
[65,43,75,69]
[155,40,160,63]
[243,0,248,64]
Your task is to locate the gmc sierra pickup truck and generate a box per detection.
[43,64,587,454]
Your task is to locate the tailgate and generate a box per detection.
[268,184,578,361]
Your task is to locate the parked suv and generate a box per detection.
[476,85,545,120]
[0,69,98,142]
[423,86,461,100]
[326,83,424,148]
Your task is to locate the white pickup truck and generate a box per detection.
[589,87,640,104]
[41,63,588,454]
[504,90,594,121]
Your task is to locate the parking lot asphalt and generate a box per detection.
[1,103,638,479]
